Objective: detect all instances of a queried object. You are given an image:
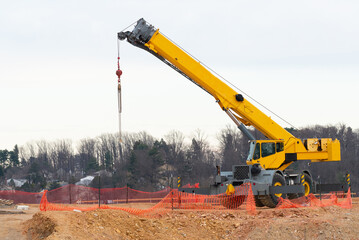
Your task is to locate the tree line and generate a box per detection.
[0,124,358,192]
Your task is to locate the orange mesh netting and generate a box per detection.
[276,188,352,209]
[44,184,171,204]
[181,183,199,188]
[0,190,43,204]
[39,183,257,217]
[3,183,351,216]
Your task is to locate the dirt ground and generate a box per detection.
[1,199,359,240]
[0,204,38,240]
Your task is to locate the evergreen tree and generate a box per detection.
[49,181,61,190]
[149,140,166,188]
[86,157,99,174]
[0,149,9,168]
[127,141,149,189]
[0,165,4,179]
[127,150,138,189]
[9,145,20,167]
[104,151,113,171]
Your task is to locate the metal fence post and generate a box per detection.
[69,184,72,204]
[126,184,129,204]
[319,176,322,202]
[98,174,101,208]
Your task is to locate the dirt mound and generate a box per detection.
[22,201,359,240]
[23,213,56,240]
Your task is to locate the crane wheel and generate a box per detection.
[298,173,313,197]
[220,195,245,209]
[260,173,287,208]
[287,173,313,199]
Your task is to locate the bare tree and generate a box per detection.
[36,140,51,169]
[217,125,245,170]
[51,140,74,179]
[183,129,216,185]
[164,130,185,163]
[77,138,98,174]
[10,124,358,193]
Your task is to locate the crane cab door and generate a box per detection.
[247,141,285,169]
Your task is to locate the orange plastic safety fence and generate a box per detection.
[0,190,43,204]
[276,188,352,209]
[39,183,257,217]
[181,183,199,188]
[43,184,171,205]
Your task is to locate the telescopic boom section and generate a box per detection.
[118,19,292,141]
[118,18,341,169]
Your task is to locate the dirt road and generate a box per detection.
[0,205,38,240]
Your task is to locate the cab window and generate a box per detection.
[261,142,275,157]
[276,142,284,152]
[253,143,260,160]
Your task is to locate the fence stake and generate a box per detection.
[319,178,322,202]
[126,184,129,204]
[69,184,72,204]
[98,175,101,208]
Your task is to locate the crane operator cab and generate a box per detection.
[246,140,285,169]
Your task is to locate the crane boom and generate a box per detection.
[118,18,340,171]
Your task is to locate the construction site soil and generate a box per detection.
[1,199,359,240]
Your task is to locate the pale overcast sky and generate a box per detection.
[1,0,358,150]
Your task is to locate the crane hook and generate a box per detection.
[116,68,123,79]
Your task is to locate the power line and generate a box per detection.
[161,32,297,130]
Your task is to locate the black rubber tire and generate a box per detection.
[261,173,287,208]
[298,173,313,197]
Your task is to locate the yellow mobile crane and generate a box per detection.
[118,19,341,207]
